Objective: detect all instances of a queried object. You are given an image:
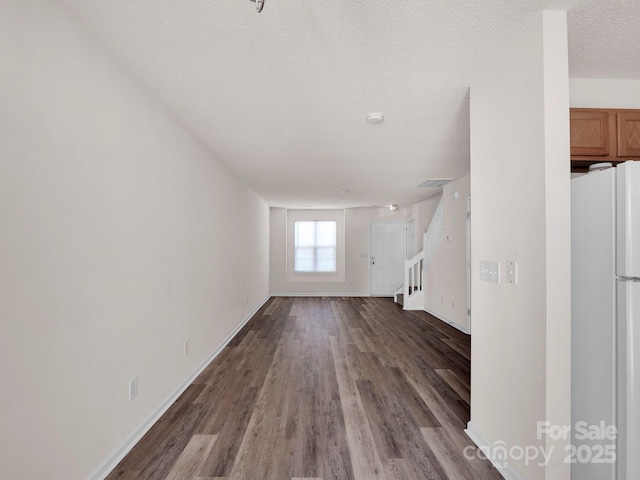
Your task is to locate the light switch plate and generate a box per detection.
[506,261,517,285]
[129,377,138,401]
[480,260,500,283]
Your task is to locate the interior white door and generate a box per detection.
[370,222,405,296]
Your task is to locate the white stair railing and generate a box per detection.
[399,197,444,310]
[403,250,424,307]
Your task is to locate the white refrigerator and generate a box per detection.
[572,161,640,480]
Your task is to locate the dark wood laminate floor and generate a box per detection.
[106,297,502,480]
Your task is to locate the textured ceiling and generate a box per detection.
[568,0,640,79]
[59,0,636,208]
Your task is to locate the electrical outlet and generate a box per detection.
[184,340,189,356]
[506,261,518,285]
[129,377,138,401]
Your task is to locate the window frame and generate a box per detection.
[293,220,337,273]
[286,209,345,283]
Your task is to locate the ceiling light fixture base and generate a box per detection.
[367,113,384,124]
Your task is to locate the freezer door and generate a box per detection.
[617,161,640,278]
[618,280,640,480]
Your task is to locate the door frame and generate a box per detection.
[466,197,472,332]
[369,221,406,296]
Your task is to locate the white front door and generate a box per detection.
[370,222,405,296]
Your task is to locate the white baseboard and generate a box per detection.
[86,295,271,480]
[402,291,424,310]
[465,421,525,480]
[271,293,371,297]
[423,306,470,334]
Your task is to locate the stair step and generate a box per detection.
[395,293,404,307]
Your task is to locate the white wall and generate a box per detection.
[469,11,571,480]
[270,206,411,295]
[423,175,469,332]
[0,1,269,478]
[569,78,640,108]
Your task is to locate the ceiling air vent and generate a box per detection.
[418,178,453,188]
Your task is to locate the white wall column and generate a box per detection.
[469,10,571,480]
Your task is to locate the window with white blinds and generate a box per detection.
[286,209,344,283]
[294,221,337,272]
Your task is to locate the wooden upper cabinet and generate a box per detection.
[570,109,610,156]
[617,111,640,157]
[570,108,640,171]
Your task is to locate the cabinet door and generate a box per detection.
[617,111,640,157]
[570,109,610,156]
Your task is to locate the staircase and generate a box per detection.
[394,198,444,310]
